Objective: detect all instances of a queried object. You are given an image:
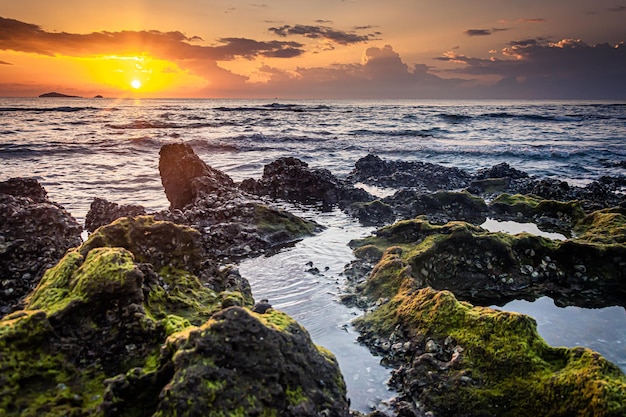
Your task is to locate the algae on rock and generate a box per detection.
[348,216,626,416]
[349,217,626,308]
[1,215,350,417]
[355,286,626,417]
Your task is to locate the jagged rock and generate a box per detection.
[0,216,348,416]
[474,162,529,180]
[354,287,626,417]
[0,178,82,316]
[347,154,472,192]
[155,146,320,260]
[241,156,372,209]
[159,143,235,210]
[84,197,147,232]
[383,190,489,225]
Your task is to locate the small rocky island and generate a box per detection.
[1,144,625,416]
[38,92,82,98]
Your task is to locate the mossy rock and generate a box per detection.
[350,218,625,308]
[104,307,350,417]
[490,193,586,232]
[254,204,318,243]
[1,216,349,417]
[573,207,626,244]
[355,287,626,416]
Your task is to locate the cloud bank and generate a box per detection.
[1,16,625,98]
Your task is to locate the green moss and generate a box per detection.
[254,204,317,238]
[285,386,307,406]
[144,266,221,328]
[0,311,106,417]
[491,193,585,224]
[574,208,626,244]
[357,287,626,416]
[255,309,296,332]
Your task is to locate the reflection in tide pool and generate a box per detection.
[496,297,626,373]
[480,218,567,240]
[239,209,393,413]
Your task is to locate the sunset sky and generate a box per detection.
[1,1,625,99]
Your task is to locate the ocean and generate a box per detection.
[1,98,625,412]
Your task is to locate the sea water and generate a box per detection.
[1,98,625,410]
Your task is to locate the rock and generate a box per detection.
[489,193,586,235]
[241,156,373,209]
[158,143,235,210]
[0,178,82,316]
[347,154,472,192]
[0,177,48,202]
[348,217,626,308]
[0,215,349,416]
[354,287,626,417]
[474,162,529,180]
[84,197,147,232]
[383,190,489,225]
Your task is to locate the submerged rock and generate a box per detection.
[354,287,626,417]
[0,215,349,416]
[0,178,82,316]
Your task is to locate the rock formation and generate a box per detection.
[0,178,82,316]
[0,216,349,417]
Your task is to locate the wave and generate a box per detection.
[105,120,220,130]
[348,128,442,137]
[214,103,331,113]
[0,106,102,113]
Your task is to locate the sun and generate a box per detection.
[131,79,142,89]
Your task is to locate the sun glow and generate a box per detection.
[131,79,142,89]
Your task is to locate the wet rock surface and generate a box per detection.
[241,156,373,209]
[354,287,626,417]
[347,218,626,309]
[347,154,473,192]
[0,215,349,417]
[0,178,82,316]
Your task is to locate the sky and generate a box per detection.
[1,0,625,99]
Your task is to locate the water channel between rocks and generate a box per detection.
[240,209,626,413]
[239,208,392,413]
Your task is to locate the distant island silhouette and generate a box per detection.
[39,92,82,98]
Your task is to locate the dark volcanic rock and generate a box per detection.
[241,156,373,209]
[156,145,319,260]
[105,307,349,417]
[85,197,147,232]
[159,143,235,210]
[0,178,82,316]
[0,216,349,416]
[348,154,472,192]
[474,162,529,180]
[383,190,489,225]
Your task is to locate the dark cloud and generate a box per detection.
[0,60,12,65]
[237,45,467,99]
[465,28,509,37]
[436,38,626,98]
[268,24,376,45]
[0,16,302,61]
[608,6,626,12]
